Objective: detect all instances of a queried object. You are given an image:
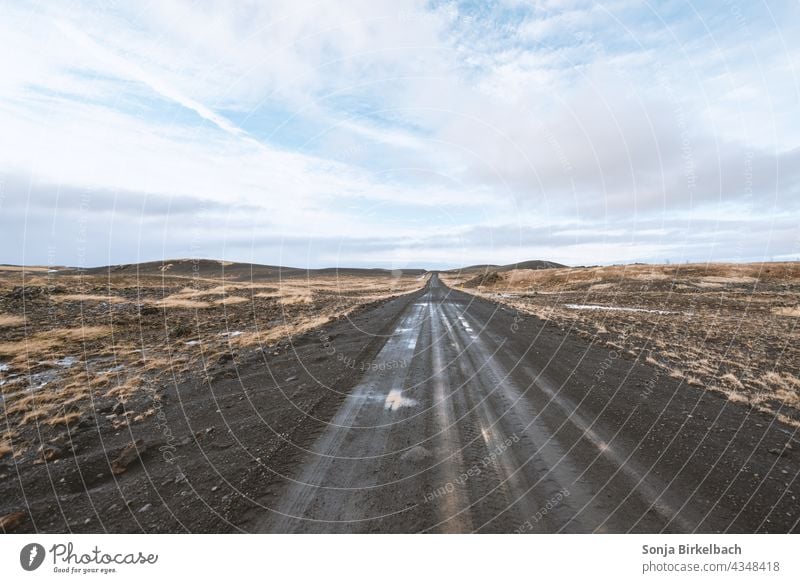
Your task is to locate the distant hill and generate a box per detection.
[58,259,427,281]
[503,260,565,271]
[444,259,565,274]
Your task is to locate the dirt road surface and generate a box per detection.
[4,273,797,533]
[255,275,799,533]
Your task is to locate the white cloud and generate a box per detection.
[0,0,798,267]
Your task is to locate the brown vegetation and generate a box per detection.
[446,262,800,426]
[0,314,26,327]
[0,267,427,460]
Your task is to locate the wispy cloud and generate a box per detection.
[1,0,798,267]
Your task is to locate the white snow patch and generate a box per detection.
[55,356,78,368]
[218,331,243,338]
[384,389,418,411]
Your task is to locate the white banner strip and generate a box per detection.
[1,534,797,582]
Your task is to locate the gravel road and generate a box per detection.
[256,275,800,533]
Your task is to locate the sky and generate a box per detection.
[0,0,798,269]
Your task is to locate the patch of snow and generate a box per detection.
[218,331,243,338]
[564,303,677,315]
[384,389,418,411]
[0,363,9,372]
[55,356,78,368]
[184,340,202,346]
[27,369,59,390]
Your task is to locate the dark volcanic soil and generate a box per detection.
[0,289,427,533]
[2,276,798,533]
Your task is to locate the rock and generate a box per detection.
[0,511,26,532]
[111,439,147,475]
[112,402,125,415]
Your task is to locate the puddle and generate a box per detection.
[55,356,78,368]
[384,389,418,411]
[564,304,677,315]
[28,368,60,390]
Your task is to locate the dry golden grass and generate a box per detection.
[106,376,143,400]
[278,292,313,306]
[46,411,82,426]
[231,316,332,349]
[173,285,237,297]
[455,261,800,426]
[449,262,799,293]
[2,366,141,432]
[720,373,744,389]
[772,306,800,317]
[20,408,53,425]
[0,326,112,358]
[153,298,211,309]
[216,296,249,306]
[51,294,127,304]
[761,372,800,407]
[0,265,51,272]
[0,269,429,436]
[0,314,26,327]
